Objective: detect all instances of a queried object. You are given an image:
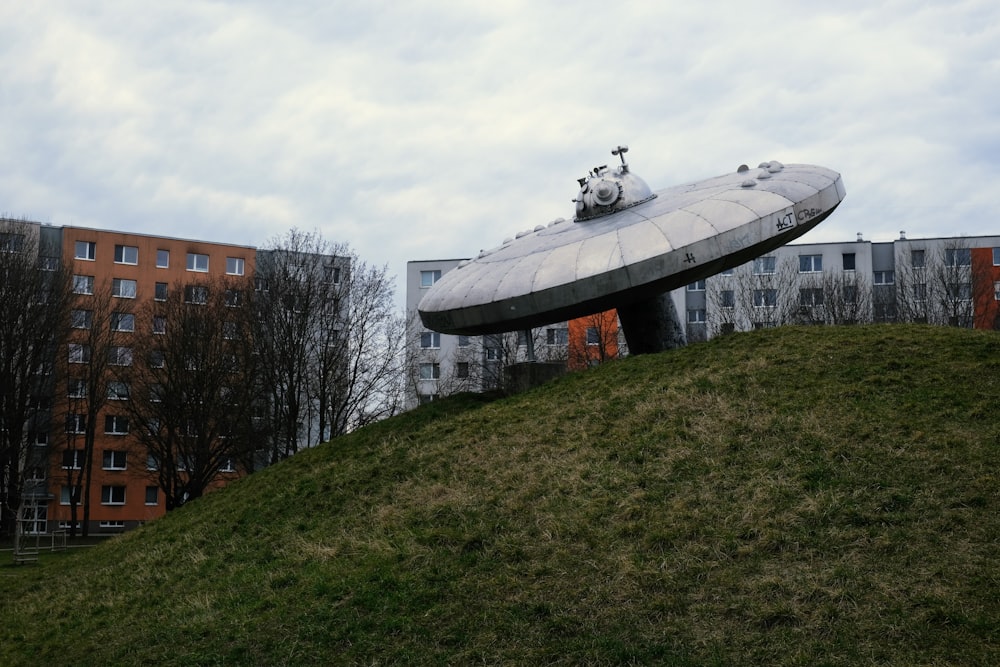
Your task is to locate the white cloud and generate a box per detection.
[1,0,999,307]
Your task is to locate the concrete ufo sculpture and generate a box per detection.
[419,146,845,354]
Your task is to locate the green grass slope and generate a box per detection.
[2,325,999,665]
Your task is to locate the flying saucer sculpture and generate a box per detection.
[419,146,845,354]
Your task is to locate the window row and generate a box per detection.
[59,483,160,506]
[707,287,861,311]
[62,449,129,471]
[72,242,246,275]
[65,415,130,435]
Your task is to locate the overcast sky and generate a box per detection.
[2,1,998,305]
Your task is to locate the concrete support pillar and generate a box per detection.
[617,292,686,355]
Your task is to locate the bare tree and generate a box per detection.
[57,280,118,537]
[929,239,976,328]
[709,255,799,333]
[116,276,260,510]
[567,310,622,369]
[319,259,405,435]
[253,230,404,460]
[0,219,71,539]
[821,269,872,325]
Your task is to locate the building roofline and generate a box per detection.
[60,224,258,250]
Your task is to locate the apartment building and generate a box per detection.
[407,233,1000,407]
[405,259,628,408]
[7,221,348,537]
[682,233,1000,341]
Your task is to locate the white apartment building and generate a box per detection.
[408,233,1000,407]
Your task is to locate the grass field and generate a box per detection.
[2,325,998,665]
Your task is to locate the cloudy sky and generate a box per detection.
[2,1,998,305]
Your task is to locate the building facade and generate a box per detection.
[7,220,348,537]
[47,227,257,533]
[683,233,1000,341]
[408,233,1000,407]
[405,259,630,408]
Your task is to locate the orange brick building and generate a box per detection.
[49,227,256,533]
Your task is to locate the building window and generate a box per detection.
[913,283,927,301]
[753,289,777,308]
[60,486,80,505]
[873,271,894,285]
[226,257,245,275]
[154,282,168,301]
[687,309,706,323]
[108,346,133,367]
[111,312,135,332]
[947,283,972,301]
[586,327,600,345]
[184,285,209,304]
[799,255,823,273]
[101,486,126,505]
[486,347,501,361]
[114,245,139,265]
[753,256,776,275]
[39,256,59,271]
[458,335,471,347]
[944,248,971,267]
[68,343,91,364]
[752,321,778,330]
[70,309,93,329]
[456,362,470,379]
[105,415,129,435]
[112,278,137,298]
[74,241,96,260]
[874,302,897,322]
[219,459,236,473]
[799,288,824,307]
[146,486,159,505]
[993,248,1000,266]
[719,267,735,276]
[420,332,441,349]
[254,277,269,292]
[99,521,126,529]
[149,350,165,369]
[156,249,169,268]
[147,454,160,470]
[0,232,25,252]
[73,275,94,295]
[720,290,735,308]
[911,249,925,268]
[153,316,166,335]
[325,266,341,284]
[842,253,856,271]
[108,381,129,401]
[65,414,86,434]
[687,280,706,291]
[419,362,440,380]
[102,450,127,470]
[420,270,441,287]
[68,378,87,399]
[418,394,438,405]
[187,253,209,272]
[62,449,85,468]
[546,328,569,345]
[994,281,1000,301]
[225,289,242,307]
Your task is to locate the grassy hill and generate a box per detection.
[2,325,999,665]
